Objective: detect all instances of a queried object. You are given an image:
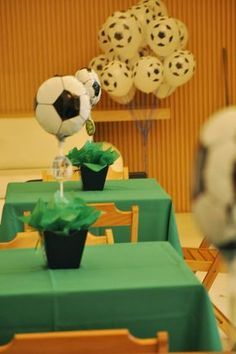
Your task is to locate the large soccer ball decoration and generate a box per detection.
[75,67,102,106]
[35,75,91,141]
[192,106,236,249]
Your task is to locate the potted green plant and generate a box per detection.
[20,192,101,269]
[66,141,120,190]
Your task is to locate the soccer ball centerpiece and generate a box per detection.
[35,75,91,141]
[35,74,94,194]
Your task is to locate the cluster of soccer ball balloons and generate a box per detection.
[35,68,102,141]
[89,0,196,104]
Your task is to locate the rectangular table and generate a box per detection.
[0,179,182,254]
[0,242,222,351]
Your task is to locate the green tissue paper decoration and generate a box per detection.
[20,191,101,237]
[67,141,120,172]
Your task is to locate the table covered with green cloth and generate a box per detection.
[0,179,182,254]
[0,242,222,351]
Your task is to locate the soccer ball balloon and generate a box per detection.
[146,16,180,58]
[133,56,163,93]
[75,67,102,106]
[138,0,168,17]
[164,49,196,87]
[89,54,109,80]
[100,60,133,97]
[192,106,236,249]
[35,75,91,141]
[105,11,143,60]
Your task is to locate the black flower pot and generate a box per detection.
[43,229,88,269]
[80,165,108,191]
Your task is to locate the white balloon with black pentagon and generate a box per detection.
[164,49,196,87]
[133,56,163,93]
[89,54,109,80]
[175,19,189,49]
[98,23,111,53]
[35,75,91,141]
[75,67,102,106]
[105,11,143,60]
[192,106,236,249]
[138,0,168,17]
[146,16,180,58]
[100,60,133,97]
[153,81,176,99]
[127,4,155,46]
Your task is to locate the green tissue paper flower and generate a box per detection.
[20,191,101,236]
[67,141,120,172]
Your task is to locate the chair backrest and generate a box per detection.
[89,202,139,243]
[0,329,169,354]
[106,166,129,180]
[86,229,114,245]
[14,201,138,248]
[0,231,40,250]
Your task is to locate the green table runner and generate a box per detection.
[0,179,182,254]
[0,242,222,351]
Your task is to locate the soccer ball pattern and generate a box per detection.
[146,16,180,57]
[100,60,133,97]
[35,75,91,141]
[133,56,163,93]
[164,49,196,87]
[192,107,236,248]
[75,67,102,106]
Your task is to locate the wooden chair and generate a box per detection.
[182,238,227,291]
[0,328,169,354]
[14,201,138,248]
[0,231,40,250]
[90,202,139,243]
[24,203,138,243]
[182,238,232,336]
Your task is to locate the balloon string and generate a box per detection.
[58,138,65,198]
[58,139,65,156]
[128,92,157,174]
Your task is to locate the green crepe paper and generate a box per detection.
[67,141,120,172]
[19,191,101,236]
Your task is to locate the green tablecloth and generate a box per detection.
[0,179,182,254]
[0,242,221,351]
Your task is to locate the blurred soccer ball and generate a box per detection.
[192,106,236,248]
